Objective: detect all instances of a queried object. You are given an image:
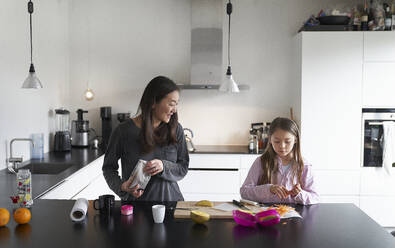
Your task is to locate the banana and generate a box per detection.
[195,200,214,207]
[190,210,210,224]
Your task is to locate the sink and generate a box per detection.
[18,163,74,175]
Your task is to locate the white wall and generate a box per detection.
[68,0,359,145]
[1,0,361,170]
[0,0,69,170]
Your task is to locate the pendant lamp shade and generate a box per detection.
[22,0,42,89]
[219,0,239,93]
[22,63,42,89]
[219,66,239,93]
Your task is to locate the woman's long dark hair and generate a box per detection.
[137,76,179,153]
[259,117,304,186]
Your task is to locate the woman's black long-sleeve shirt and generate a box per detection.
[102,119,189,201]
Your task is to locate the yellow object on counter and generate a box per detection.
[195,200,214,207]
[191,210,210,224]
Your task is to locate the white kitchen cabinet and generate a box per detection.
[314,170,360,195]
[360,167,395,196]
[179,154,260,201]
[363,62,395,107]
[179,153,241,201]
[364,31,395,62]
[239,154,260,186]
[360,196,395,227]
[40,155,105,199]
[319,196,360,206]
[72,173,121,200]
[296,32,363,170]
[189,154,241,169]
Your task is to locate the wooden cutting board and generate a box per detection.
[173,201,264,219]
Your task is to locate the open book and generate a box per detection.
[129,159,151,189]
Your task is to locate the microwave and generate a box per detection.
[362,108,395,167]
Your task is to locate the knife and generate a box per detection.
[232,200,249,211]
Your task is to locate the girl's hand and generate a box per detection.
[270,185,289,199]
[289,184,302,197]
[121,176,144,198]
[144,159,164,176]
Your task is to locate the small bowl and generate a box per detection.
[121,205,133,215]
[232,210,256,228]
[255,209,280,227]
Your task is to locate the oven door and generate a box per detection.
[362,109,395,167]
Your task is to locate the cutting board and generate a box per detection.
[173,201,264,219]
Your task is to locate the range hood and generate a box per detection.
[178,0,249,90]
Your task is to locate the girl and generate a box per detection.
[103,76,189,201]
[240,117,319,205]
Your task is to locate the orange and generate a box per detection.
[0,208,10,227]
[13,208,31,224]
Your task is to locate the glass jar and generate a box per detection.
[16,169,33,208]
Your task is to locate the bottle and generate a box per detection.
[368,0,374,30]
[385,3,392,30]
[16,169,33,208]
[361,0,369,31]
[392,1,395,30]
[248,134,255,153]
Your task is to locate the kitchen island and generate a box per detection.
[0,200,393,248]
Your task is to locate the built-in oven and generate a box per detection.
[362,108,395,167]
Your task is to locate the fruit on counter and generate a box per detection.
[190,210,210,224]
[0,208,10,227]
[195,200,214,207]
[14,208,31,224]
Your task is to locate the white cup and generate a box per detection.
[152,205,166,223]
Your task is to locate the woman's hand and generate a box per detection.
[144,159,164,176]
[289,184,302,197]
[121,176,144,198]
[270,185,289,199]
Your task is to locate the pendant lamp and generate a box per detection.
[22,0,42,89]
[219,0,239,93]
[84,82,95,101]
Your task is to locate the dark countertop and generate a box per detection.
[0,147,104,207]
[192,145,256,154]
[0,200,393,248]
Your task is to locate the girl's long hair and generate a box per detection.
[137,76,179,153]
[258,117,304,186]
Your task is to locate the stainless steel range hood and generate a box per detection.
[178,0,249,90]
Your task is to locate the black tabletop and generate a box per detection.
[0,200,393,248]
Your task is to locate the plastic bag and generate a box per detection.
[129,159,151,190]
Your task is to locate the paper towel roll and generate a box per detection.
[70,198,89,222]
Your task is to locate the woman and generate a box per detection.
[103,76,189,201]
[240,117,319,205]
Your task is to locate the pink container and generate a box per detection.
[255,209,280,227]
[121,205,134,215]
[232,210,256,228]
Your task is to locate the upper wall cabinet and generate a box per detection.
[364,32,395,61]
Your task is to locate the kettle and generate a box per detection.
[184,128,196,152]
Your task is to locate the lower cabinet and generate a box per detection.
[359,196,395,227]
[178,154,260,201]
[72,174,121,200]
[40,156,105,200]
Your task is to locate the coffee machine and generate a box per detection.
[54,108,71,151]
[71,109,89,147]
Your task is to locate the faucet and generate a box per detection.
[7,138,34,174]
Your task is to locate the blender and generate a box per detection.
[54,108,71,151]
